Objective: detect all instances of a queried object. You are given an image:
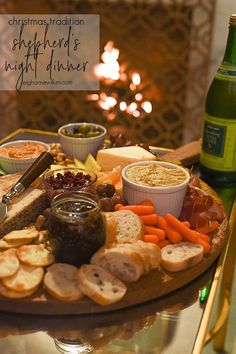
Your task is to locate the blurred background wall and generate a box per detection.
[0,0,234,148]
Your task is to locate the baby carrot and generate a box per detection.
[195,220,219,234]
[140,214,158,225]
[181,227,211,244]
[165,214,211,245]
[143,234,159,244]
[182,221,191,228]
[119,205,155,215]
[157,216,182,243]
[114,203,123,211]
[196,238,211,253]
[158,239,171,248]
[144,226,165,240]
[165,213,198,243]
[139,199,155,207]
[196,232,211,244]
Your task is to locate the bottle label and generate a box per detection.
[200,114,236,171]
[215,64,236,81]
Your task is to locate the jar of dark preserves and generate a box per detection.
[47,191,105,266]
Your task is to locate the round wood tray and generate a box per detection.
[0,184,228,315]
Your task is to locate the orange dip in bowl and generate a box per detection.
[0,142,46,159]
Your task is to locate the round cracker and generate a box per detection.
[2,264,44,292]
[17,244,55,267]
[44,263,83,301]
[3,229,39,243]
[0,281,37,299]
[0,238,32,250]
[0,249,20,278]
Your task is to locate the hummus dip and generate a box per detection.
[0,142,46,159]
[126,163,188,187]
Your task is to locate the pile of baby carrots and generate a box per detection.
[115,200,219,253]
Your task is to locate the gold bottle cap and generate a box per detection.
[230,14,236,25]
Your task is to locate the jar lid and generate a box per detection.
[230,14,236,25]
[51,191,100,221]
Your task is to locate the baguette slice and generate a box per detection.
[91,245,144,282]
[78,264,127,305]
[102,212,117,244]
[161,242,204,272]
[115,241,161,274]
[44,263,83,301]
[115,210,144,243]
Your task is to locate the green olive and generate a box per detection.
[74,133,85,138]
[87,131,101,138]
[79,124,90,135]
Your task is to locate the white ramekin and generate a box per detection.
[0,140,50,174]
[58,123,107,161]
[122,161,190,217]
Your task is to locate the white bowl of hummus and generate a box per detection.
[0,140,50,173]
[122,161,190,217]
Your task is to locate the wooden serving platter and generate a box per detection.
[0,184,227,315]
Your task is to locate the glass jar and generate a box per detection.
[47,191,105,266]
[54,338,93,354]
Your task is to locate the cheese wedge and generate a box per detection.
[96,146,156,171]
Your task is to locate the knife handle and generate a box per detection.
[18,151,54,188]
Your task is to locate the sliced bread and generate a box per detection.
[117,241,161,273]
[91,245,144,282]
[115,210,144,243]
[103,210,144,243]
[77,264,127,305]
[44,263,83,301]
[0,174,47,237]
[161,242,204,272]
[102,212,117,244]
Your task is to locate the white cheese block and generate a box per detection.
[97,146,156,171]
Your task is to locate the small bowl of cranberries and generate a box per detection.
[43,167,97,202]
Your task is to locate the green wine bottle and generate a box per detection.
[200,14,236,186]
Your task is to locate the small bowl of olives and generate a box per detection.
[58,122,107,161]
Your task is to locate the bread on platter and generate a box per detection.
[161,242,204,272]
[44,263,83,301]
[91,240,161,282]
[0,174,47,237]
[77,264,127,305]
[115,241,161,274]
[103,210,144,243]
[91,244,144,282]
[102,212,117,244]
